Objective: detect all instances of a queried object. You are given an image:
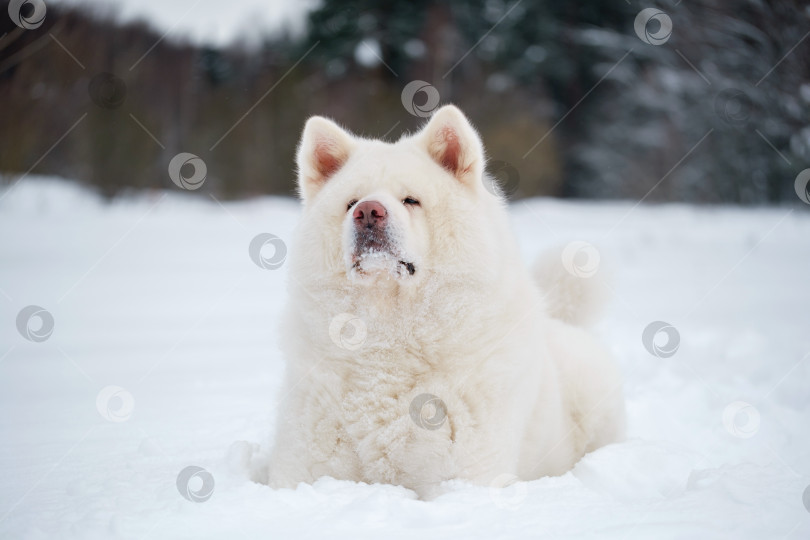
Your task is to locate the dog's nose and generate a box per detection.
[353,200,387,228]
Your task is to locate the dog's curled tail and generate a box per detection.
[531,243,610,327]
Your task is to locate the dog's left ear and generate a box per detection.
[419,105,484,188]
[297,116,355,201]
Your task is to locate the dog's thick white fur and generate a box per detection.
[265,105,625,499]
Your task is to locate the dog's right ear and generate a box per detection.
[418,105,485,190]
[296,116,355,201]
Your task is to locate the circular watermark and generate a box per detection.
[634,8,672,46]
[409,393,447,430]
[168,152,207,191]
[16,305,54,342]
[88,73,127,109]
[8,0,46,30]
[328,313,367,351]
[803,484,810,513]
[484,160,520,198]
[642,321,680,358]
[96,385,135,422]
[488,473,528,510]
[722,401,760,439]
[248,233,287,270]
[714,89,753,127]
[176,465,215,502]
[794,169,810,204]
[401,80,440,118]
[561,241,600,278]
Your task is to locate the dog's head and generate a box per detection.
[294,105,503,287]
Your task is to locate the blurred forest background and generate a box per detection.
[1,0,809,202]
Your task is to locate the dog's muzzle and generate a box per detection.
[350,200,416,276]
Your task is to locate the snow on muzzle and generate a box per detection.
[349,200,415,276]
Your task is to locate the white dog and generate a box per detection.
[265,105,625,499]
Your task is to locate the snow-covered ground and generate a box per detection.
[1,178,808,539]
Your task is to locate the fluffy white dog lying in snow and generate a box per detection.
[264,105,625,499]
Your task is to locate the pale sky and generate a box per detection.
[50,0,320,46]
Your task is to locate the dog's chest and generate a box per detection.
[337,358,415,436]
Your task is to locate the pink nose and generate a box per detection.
[353,200,387,228]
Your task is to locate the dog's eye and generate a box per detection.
[402,197,420,206]
[347,199,358,212]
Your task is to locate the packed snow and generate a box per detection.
[1,177,808,539]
